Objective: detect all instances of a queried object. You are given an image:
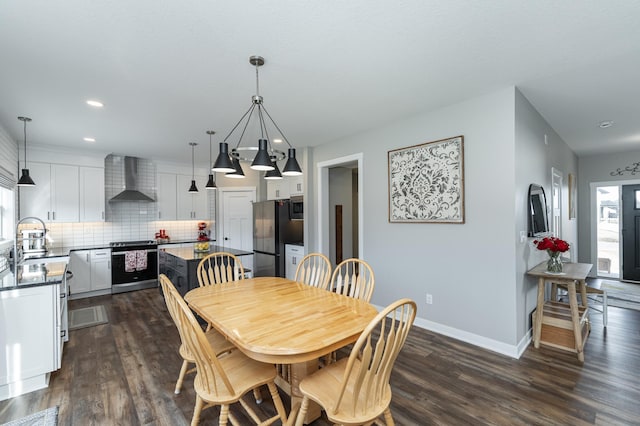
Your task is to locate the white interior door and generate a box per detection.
[219,189,256,272]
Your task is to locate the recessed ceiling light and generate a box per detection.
[83,137,96,142]
[86,100,104,108]
[599,120,614,128]
[273,138,283,143]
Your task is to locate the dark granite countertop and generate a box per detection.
[0,261,68,291]
[157,239,217,246]
[160,245,253,262]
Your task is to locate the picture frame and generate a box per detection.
[568,173,577,220]
[388,135,464,223]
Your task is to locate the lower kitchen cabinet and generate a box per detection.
[158,249,194,297]
[0,281,67,400]
[68,248,112,299]
[285,244,305,281]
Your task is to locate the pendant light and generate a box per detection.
[205,131,217,190]
[225,153,246,179]
[215,55,302,177]
[188,142,198,192]
[17,116,35,186]
[264,156,283,180]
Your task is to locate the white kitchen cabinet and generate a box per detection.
[156,172,178,220]
[177,174,209,219]
[90,249,112,291]
[0,281,66,400]
[68,249,112,298]
[80,166,105,222]
[267,180,290,200]
[19,162,79,222]
[289,175,304,196]
[285,244,305,281]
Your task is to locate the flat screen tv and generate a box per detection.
[528,184,549,237]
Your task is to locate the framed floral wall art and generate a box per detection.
[388,135,465,223]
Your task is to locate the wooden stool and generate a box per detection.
[552,282,607,327]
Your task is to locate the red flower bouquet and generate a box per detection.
[533,237,570,253]
[533,237,570,273]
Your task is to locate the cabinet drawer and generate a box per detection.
[92,249,110,259]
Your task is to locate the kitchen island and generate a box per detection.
[158,245,253,296]
[0,261,69,400]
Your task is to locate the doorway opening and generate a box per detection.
[317,153,363,265]
[595,185,620,278]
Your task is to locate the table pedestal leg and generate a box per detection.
[276,360,321,424]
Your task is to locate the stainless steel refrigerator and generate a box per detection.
[253,200,303,277]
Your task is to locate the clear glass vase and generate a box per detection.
[547,251,563,273]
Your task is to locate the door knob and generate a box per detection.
[225,237,229,240]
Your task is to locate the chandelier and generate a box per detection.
[212,56,303,178]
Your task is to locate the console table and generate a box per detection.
[527,261,593,362]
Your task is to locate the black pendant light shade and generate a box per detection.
[226,157,245,179]
[282,148,303,176]
[205,130,217,189]
[251,139,275,171]
[264,157,283,180]
[205,174,217,189]
[212,142,235,172]
[18,169,35,186]
[17,116,35,186]
[188,142,199,192]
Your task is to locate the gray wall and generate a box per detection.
[308,86,578,356]
[309,87,520,353]
[514,89,578,346]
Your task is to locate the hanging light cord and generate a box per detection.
[191,144,195,180]
[23,119,28,165]
[209,133,216,184]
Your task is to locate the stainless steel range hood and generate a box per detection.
[109,156,155,202]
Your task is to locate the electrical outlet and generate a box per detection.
[426,293,433,304]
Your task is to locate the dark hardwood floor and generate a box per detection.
[1,287,640,425]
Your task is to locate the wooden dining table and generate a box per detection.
[184,276,378,423]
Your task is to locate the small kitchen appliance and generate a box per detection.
[195,222,210,252]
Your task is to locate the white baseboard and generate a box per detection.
[371,304,529,359]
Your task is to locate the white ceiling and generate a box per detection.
[1,1,640,166]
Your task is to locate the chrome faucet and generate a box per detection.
[13,216,46,266]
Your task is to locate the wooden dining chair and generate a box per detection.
[329,258,375,302]
[159,274,236,394]
[295,252,332,289]
[291,298,416,426]
[167,277,288,426]
[196,252,245,287]
[324,258,376,365]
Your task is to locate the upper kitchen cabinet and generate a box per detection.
[289,175,303,196]
[267,175,303,200]
[176,174,209,219]
[157,172,209,220]
[79,167,105,222]
[20,162,79,222]
[156,172,178,220]
[267,179,290,200]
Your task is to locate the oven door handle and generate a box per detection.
[112,249,158,256]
